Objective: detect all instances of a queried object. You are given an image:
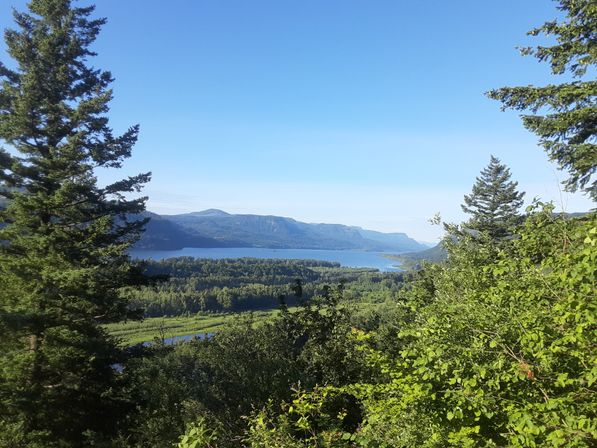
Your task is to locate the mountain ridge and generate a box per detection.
[136,209,426,253]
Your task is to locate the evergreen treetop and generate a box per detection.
[461,155,525,239]
[488,0,596,200]
[0,0,149,445]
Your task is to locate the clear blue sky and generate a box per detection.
[0,0,593,241]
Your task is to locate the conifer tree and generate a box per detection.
[0,0,150,445]
[488,0,596,200]
[461,156,525,238]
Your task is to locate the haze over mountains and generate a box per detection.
[136,209,427,253]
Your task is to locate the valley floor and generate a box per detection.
[105,309,284,345]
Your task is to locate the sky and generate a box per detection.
[0,0,594,242]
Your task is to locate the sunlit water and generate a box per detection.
[130,247,402,272]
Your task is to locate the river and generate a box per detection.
[130,247,401,272]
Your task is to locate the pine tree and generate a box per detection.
[0,1,150,445]
[461,156,525,239]
[488,0,596,200]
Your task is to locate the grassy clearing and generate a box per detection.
[105,309,282,345]
[106,301,388,345]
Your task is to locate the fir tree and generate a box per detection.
[488,0,596,200]
[0,0,150,445]
[461,156,525,239]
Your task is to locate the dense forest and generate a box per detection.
[126,257,402,315]
[0,0,595,447]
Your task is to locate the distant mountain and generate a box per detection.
[357,228,425,252]
[137,209,427,253]
[187,209,231,217]
[397,243,448,268]
[132,212,228,250]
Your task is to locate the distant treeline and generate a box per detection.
[126,257,404,316]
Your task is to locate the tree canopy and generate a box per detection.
[488,0,597,200]
[244,208,597,447]
[0,0,149,445]
[461,155,525,239]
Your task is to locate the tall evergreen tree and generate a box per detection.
[488,0,596,200]
[461,155,525,239]
[0,0,150,445]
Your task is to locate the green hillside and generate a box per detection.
[145,209,426,252]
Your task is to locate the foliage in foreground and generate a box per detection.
[0,1,148,446]
[120,285,374,447]
[242,208,596,447]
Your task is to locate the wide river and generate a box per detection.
[130,247,402,272]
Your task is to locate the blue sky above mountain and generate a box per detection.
[1,0,593,241]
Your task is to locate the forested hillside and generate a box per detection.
[136,209,426,252]
[393,242,447,267]
[133,212,227,250]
